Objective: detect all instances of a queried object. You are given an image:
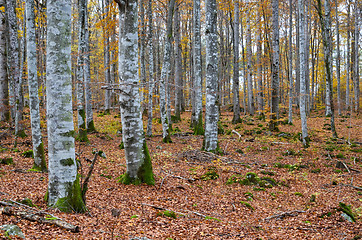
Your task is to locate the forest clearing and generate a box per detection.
[0,109,361,239]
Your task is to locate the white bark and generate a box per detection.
[246,9,254,115]
[346,3,350,111]
[257,6,263,116]
[46,0,81,209]
[232,0,241,123]
[84,0,93,130]
[299,0,308,147]
[335,0,341,115]
[174,5,182,120]
[25,0,45,170]
[192,0,203,128]
[146,0,154,137]
[288,0,293,124]
[353,3,359,112]
[159,0,175,142]
[0,0,9,121]
[204,0,219,152]
[104,0,111,113]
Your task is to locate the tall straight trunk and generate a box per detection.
[299,0,309,147]
[257,6,263,116]
[288,0,293,124]
[246,8,254,115]
[232,0,241,123]
[139,0,146,113]
[204,0,219,152]
[317,0,337,138]
[192,0,203,134]
[353,3,359,113]
[46,0,86,213]
[104,0,111,113]
[84,0,95,132]
[295,6,300,107]
[25,0,46,171]
[76,0,88,142]
[174,5,182,122]
[117,0,154,185]
[240,11,246,114]
[146,0,154,137]
[345,3,350,112]
[159,0,175,143]
[335,0,341,115]
[305,2,311,114]
[6,0,24,137]
[0,0,9,122]
[270,0,279,131]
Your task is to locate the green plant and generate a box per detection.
[240,201,255,211]
[158,210,177,219]
[200,167,219,181]
[338,202,355,222]
[310,168,321,173]
[294,192,303,197]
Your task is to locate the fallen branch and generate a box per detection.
[231,130,241,140]
[81,151,99,203]
[2,206,79,232]
[340,184,362,191]
[265,210,306,220]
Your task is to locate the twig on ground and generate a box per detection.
[265,210,306,220]
[231,130,241,140]
[340,184,362,190]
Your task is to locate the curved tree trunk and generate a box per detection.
[25,0,46,172]
[46,0,86,213]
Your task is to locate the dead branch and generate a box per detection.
[340,184,362,191]
[81,152,99,203]
[231,130,241,140]
[265,210,306,220]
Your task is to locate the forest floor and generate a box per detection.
[0,109,361,239]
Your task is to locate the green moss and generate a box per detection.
[260,170,275,176]
[253,187,266,191]
[158,210,177,219]
[20,198,35,207]
[119,142,124,150]
[193,112,204,135]
[53,175,86,213]
[294,192,304,197]
[162,134,172,143]
[338,202,355,222]
[310,168,321,173]
[60,158,74,166]
[217,121,225,134]
[0,157,13,165]
[77,109,89,142]
[62,130,75,137]
[17,130,27,138]
[200,167,219,180]
[240,201,255,211]
[87,120,96,133]
[119,141,154,185]
[260,177,277,186]
[22,150,34,158]
[35,142,47,172]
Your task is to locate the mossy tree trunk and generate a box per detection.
[46,0,86,213]
[25,0,47,172]
[118,0,154,185]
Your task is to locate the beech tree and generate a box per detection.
[146,0,154,137]
[204,0,219,152]
[232,0,241,124]
[0,0,9,122]
[25,0,46,171]
[46,0,86,212]
[116,0,154,185]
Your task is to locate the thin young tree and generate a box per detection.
[246,7,254,115]
[174,4,182,122]
[232,0,241,123]
[25,0,46,171]
[204,0,219,152]
[353,2,359,113]
[159,0,176,143]
[269,0,280,131]
[192,0,204,134]
[146,0,154,137]
[46,0,86,212]
[288,0,293,124]
[334,0,341,115]
[116,0,154,185]
[0,0,9,122]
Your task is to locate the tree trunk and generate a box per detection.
[353,2,359,113]
[246,8,254,115]
[270,0,280,131]
[25,0,47,172]
[117,0,154,185]
[232,0,241,124]
[0,0,9,122]
[139,0,146,114]
[46,0,86,213]
[298,0,309,147]
[345,3,350,112]
[257,5,263,117]
[334,0,341,115]
[288,0,293,124]
[204,0,219,152]
[174,5,182,122]
[146,0,154,137]
[104,0,111,114]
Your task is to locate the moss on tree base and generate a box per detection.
[193,114,204,136]
[119,141,154,185]
[87,120,96,133]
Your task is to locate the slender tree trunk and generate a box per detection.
[346,2,350,112]
[117,0,154,185]
[104,0,111,114]
[174,5,182,122]
[257,5,263,117]
[288,0,293,124]
[240,11,246,114]
[159,0,175,143]
[295,5,300,108]
[0,0,9,122]
[299,0,309,147]
[335,0,341,115]
[246,8,254,115]
[232,0,241,123]
[46,0,86,213]
[76,0,88,142]
[146,0,154,137]
[353,2,359,113]
[25,0,46,172]
[139,0,146,114]
[204,0,219,152]
[192,0,204,134]
[270,0,280,131]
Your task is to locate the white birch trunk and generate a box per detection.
[146,0,154,137]
[270,0,280,131]
[118,0,154,185]
[299,0,309,147]
[25,0,46,171]
[192,0,203,134]
[139,0,146,114]
[232,0,241,123]
[46,0,85,212]
[0,0,9,122]
[159,0,175,143]
[246,9,254,115]
[204,0,219,152]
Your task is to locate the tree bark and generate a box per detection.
[334,0,341,115]
[288,0,293,124]
[246,8,254,115]
[232,0,241,123]
[204,0,219,152]
[46,0,86,213]
[174,5,182,122]
[0,0,9,122]
[146,0,154,137]
[353,2,359,113]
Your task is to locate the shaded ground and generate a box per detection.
[0,109,361,239]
